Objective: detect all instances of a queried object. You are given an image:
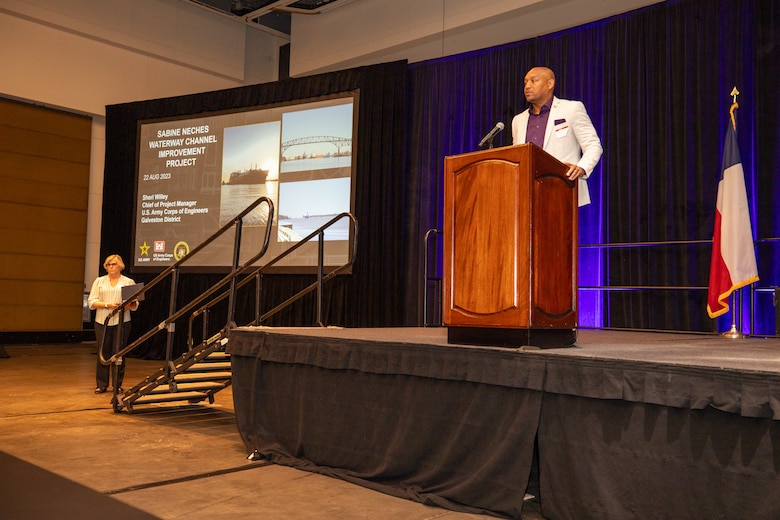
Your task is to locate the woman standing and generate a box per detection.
[87,254,138,394]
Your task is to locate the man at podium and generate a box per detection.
[511,66,602,207]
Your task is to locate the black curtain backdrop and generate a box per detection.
[102,0,780,358]
[103,62,410,358]
[408,0,780,334]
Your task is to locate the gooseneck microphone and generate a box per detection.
[478,122,505,149]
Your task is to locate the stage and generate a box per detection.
[227,327,780,519]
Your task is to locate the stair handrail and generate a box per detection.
[98,196,274,369]
[186,211,358,339]
[254,212,358,327]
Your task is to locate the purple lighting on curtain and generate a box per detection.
[408,0,778,334]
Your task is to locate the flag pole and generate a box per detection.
[707,86,758,334]
[729,86,739,131]
[720,86,746,339]
[721,290,745,338]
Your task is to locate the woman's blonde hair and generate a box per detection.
[103,254,125,271]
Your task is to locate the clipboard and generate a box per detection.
[121,283,145,302]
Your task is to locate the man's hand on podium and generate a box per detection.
[564,162,585,180]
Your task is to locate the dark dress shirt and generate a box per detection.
[525,98,553,147]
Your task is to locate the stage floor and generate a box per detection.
[235,326,780,374]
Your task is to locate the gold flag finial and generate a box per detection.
[729,87,739,130]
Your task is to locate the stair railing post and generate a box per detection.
[316,229,325,327]
[254,271,263,325]
[226,219,244,331]
[202,308,210,345]
[164,266,180,380]
[186,315,194,351]
[112,318,124,398]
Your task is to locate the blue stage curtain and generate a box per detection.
[408,0,780,334]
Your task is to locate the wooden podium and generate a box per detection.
[443,143,578,348]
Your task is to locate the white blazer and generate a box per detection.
[512,97,603,206]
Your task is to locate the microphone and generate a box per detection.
[478,122,505,149]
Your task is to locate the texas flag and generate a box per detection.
[707,121,759,318]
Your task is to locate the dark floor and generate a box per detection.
[0,343,544,519]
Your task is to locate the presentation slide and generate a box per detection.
[133,93,357,271]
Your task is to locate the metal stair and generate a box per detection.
[113,334,231,413]
[102,204,357,414]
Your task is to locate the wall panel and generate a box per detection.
[0,98,90,333]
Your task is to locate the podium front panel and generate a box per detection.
[531,158,577,327]
[449,158,530,325]
[443,144,577,335]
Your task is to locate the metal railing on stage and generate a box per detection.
[422,228,443,327]
[422,231,779,338]
[98,196,275,381]
[752,237,780,338]
[186,212,358,341]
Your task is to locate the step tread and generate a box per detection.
[148,381,227,394]
[183,361,231,372]
[132,391,210,404]
[181,353,230,365]
[173,371,232,382]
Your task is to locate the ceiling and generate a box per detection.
[185,0,356,37]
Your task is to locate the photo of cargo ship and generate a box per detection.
[224,167,268,185]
